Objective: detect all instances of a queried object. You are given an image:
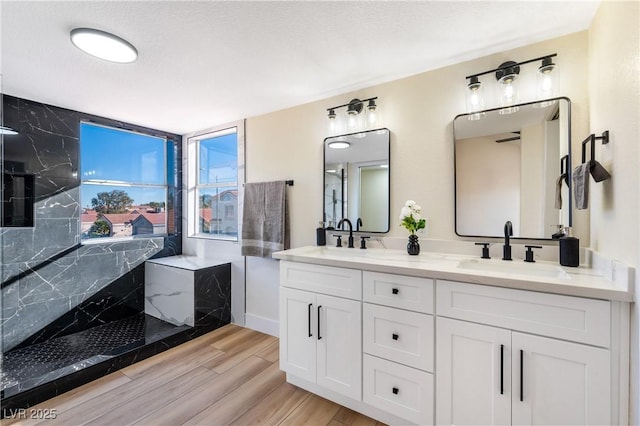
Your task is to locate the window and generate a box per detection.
[189,124,241,240]
[80,122,167,241]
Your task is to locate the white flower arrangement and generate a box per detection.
[399,200,426,235]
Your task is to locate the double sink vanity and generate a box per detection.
[298,96,632,424]
[273,245,632,425]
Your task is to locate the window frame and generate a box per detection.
[186,120,245,241]
[79,121,169,243]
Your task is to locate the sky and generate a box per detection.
[80,122,166,208]
[199,133,237,185]
[79,123,238,209]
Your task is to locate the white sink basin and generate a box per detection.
[457,259,570,279]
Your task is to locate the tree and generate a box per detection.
[91,190,133,214]
[147,201,166,213]
[89,219,110,237]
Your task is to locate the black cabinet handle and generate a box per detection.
[392,387,399,395]
[307,303,313,337]
[500,344,504,395]
[392,288,399,295]
[317,305,322,340]
[520,349,524,402]
[392,333,399,341]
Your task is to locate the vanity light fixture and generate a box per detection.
[327,109,338,134]
[465,76,485,120]
[496,61,521,114]
[346,99,364,132]
[326,97,379,135]
[70,28,138,63]
[366,99,379,127]
[0,126,18,135]
[465,54,557,116]
[537,56,558,101]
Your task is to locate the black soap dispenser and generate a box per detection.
[316,221,326,246]
[559,227,579,267]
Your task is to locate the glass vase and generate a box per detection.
[407,234,420,255]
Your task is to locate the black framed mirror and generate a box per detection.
[454,97,571,239]
[324,128,390,233]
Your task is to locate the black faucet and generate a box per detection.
[503,220,513,261]
[356,218,363,232]
[337,218,354,248]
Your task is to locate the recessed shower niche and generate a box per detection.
[2,172,35,227]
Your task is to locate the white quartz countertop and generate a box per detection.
[272,246,633,302]
[146,255,230,271]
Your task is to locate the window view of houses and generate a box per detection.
[81,189,167,240]
[79,122,169,241]
[194,127,239,240]
[198,188,237,237]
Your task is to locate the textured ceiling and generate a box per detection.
[1,1,599,134]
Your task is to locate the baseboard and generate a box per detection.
[287,374,410,425]
[244,313,279,337]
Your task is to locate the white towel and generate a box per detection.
[241,181,289,258]
[573,163,590,210]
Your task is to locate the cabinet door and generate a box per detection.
[316,293,362,400]
[436,317,511,425]
[512,332,610,425]
[279,287,316,383]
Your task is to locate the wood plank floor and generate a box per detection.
[2,324,385,426]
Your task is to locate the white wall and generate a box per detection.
[456,135,521,237]
[588,1,640,423]
[520,123,543,236]
[360,167,389,232]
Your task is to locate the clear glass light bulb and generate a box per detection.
[466,77,484,119]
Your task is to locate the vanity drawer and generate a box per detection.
[436,280,611,347]
[363,354,433,425]
[363,271,433,313]
[363,303,433,372]
[280,261,361,300]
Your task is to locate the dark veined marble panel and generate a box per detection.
[2,94,183,352]
[194,264,232,328]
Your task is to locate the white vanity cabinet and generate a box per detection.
[279,262,362,400]
[275,250,630,426]
[436,280,612,426]
[362,271,435,425]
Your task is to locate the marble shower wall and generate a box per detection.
[1,95,183,352]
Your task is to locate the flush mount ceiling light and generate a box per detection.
[0,126,18,135]
[328,141,350,149]
[70,28,138,63]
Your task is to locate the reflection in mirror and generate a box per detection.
[454,97,571,239]
[324,128,390,233]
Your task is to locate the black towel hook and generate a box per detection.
[581,130,610,163]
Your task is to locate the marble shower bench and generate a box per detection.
[144,256,232,329]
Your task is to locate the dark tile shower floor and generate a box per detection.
[1,314,188,399]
